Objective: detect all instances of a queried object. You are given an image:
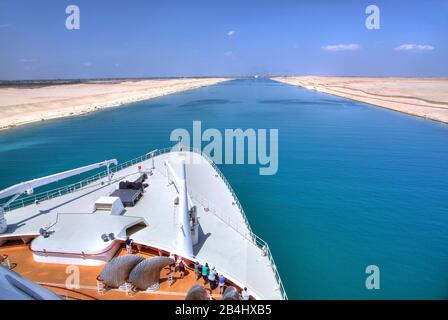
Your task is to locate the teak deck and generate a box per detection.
[1,241,223,300]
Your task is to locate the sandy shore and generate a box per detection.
[272,76,448,124]
[0,78,230,130]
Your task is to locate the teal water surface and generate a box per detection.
[1,79,448,299]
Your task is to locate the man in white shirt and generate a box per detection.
[241,287,250,300]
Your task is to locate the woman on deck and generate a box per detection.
[202,263,209,284]
[177,258,186,279]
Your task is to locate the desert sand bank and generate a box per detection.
[272,77,448,124]
[0,78,230,130]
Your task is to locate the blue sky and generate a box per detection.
[0,0,447,79]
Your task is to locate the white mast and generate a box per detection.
[176,159,193,257]
[0,159,117,234]
[165,158,194,258]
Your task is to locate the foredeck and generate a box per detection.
[1,242,223,300]
[0,150,286,299]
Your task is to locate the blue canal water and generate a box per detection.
[1,79,448,299]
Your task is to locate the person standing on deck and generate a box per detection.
[208,267,217,290]
[241,287,250,300]
[177,258,186,279]
[169,253,176,274]
[202,263,209,284]
[194,261,200,280]
[218,273,226,294]
[125,236,134,254]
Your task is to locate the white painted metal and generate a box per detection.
[0,159,117,234]
[0,159,117,201]
[165,159,194,258]
[94,196,124,215]
[165,159,195,211]
[32,242,122,266]
[30,213,145,266]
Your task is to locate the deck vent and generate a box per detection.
[94,196,124,215]
[101,233,116,242]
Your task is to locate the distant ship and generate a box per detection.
[0,146,287,300]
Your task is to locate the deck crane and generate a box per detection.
[0,159,117,234]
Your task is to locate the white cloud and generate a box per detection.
[224,51,233,56]
[115,63,120,67]
[0,24,10,28]
[83,62,92,67]
[395,44,435,51]
[321,44,360,51]
[227,30,235,36]
[19,58,37,63]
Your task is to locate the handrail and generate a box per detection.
[2,152,153,211]
[2,146,287,299]
[159,147,287,300]
[187,189,287,300]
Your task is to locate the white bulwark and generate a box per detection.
[31,213,146,266]
[0,148,287,300]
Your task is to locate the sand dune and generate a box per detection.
[0,78,230,130]
[272,76,448,124]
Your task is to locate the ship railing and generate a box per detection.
[3,146,250,226]
[2,146,287,299]
[148,146,254,234]
[152,147,287,299]
[3,152,153,211]
[188,188,288,300]
[183,147,287,300]
[250,232,288,300]
[187,189,249,237]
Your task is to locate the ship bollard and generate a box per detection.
[122,282,133,296]
[96,276,105,295]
